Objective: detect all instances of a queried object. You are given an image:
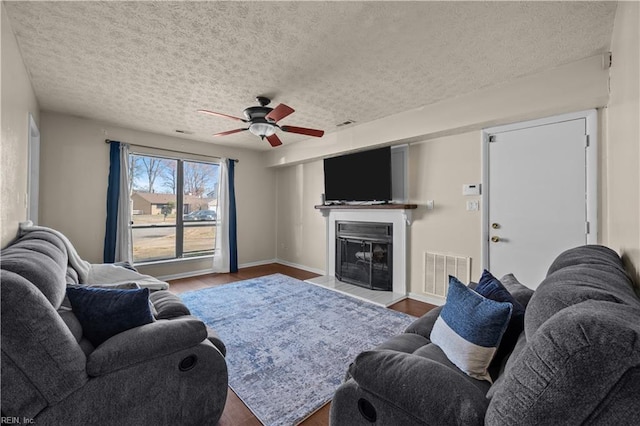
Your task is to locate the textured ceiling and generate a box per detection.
[4,1,617,151]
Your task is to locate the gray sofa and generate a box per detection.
[330,245,640,425]
[1,230,228,425]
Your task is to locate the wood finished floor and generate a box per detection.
[169,263,436,426]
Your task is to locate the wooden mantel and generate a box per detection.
[314,203,418,211]
[314,203,418,225]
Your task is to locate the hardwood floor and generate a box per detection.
[169,263,436,426]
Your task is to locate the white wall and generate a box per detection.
[275,160,326,273]
[38,112,276,274]
[407,133,483,294]
[0,4,40,247]
[604,1,640,284]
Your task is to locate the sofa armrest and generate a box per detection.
[404,305,442,338]
[348,350,488,424]
[86,316,208,377]
[206,326,227,357]
[149,290,191,319]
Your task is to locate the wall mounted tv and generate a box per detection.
[323,146,392,203]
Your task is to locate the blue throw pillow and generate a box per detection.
[475,270,526,367]
[476,270,525,317]
[66,286,154,347]
[430,276,513,382]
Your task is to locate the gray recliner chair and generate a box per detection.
[330,245,640,425]
[1,230,228,425]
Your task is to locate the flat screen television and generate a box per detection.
[323,147,392,203]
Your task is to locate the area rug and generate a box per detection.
[180,273,415,426]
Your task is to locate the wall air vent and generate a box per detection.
[423,252,471,298]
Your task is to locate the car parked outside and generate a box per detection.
[184,210,217,221]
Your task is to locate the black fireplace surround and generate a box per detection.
[336,221,393,291]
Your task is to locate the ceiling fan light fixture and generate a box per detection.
[199,97,324,147]
[249,122,277,138]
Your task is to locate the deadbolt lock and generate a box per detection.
[491,223,500,229]
[491,236,500,243]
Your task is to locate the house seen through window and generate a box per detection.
[129,154,220,263]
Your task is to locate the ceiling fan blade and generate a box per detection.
[266,134,283,147]
[281,125,324,138]
[198,109,247,122]
[212,128,248,137]
[265,103,295,122]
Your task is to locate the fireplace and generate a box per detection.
[336,221,393,291]
[308,205,415,305]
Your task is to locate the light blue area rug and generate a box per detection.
[180,273,415,426]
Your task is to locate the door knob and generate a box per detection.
[492,223,500,229]
[491,236,500,243]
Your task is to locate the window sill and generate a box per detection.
[134,254,214,268]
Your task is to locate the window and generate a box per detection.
[129,153,220,263]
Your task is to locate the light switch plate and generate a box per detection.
[463,184,481,196]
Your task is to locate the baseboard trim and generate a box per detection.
[158,268,216,282]
[275,259,325,276]
[158,259,277,281]
[239,259,278,268]
[158,259,324,282]
[408,292,446,306]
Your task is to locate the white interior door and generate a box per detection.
[485,112,596,289]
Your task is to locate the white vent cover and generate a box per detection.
[423,252,471,298]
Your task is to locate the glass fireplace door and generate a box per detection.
[336,236,392,291]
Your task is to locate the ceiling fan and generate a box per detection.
[198,96,325,147]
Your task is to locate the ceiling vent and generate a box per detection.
[336,120,356,127]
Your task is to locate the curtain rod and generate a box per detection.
[104,139,238,163]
